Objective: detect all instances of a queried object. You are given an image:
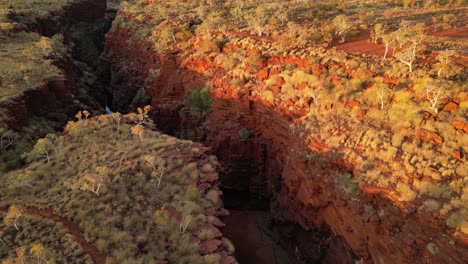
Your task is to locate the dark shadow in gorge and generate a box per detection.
[97,50,360,264]
[162,96,358,264]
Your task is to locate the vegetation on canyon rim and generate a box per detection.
[109,0,467,235]
[1,109,231,263]
[0,30,68,171]
[0,0,110,171]
[0,0,232,262]
[0,0,467,262]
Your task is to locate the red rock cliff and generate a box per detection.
[100,11,468,263]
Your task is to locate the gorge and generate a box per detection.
[1,0,467,263]
[94,1,467,263]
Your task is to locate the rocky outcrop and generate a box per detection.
[101,11,468,264]
[0,78,75,129]
[1,0,107,130]
[416,129,444,145]
[10,0,107,36]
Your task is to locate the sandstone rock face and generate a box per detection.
[101,14,468,263]
[0,78,76,129]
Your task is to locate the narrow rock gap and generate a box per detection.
[92,46,358,264]
[90,9,360,264]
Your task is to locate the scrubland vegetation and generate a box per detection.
[0,0,467,262]
[0,33,65,98]
[0,29,69,171]
[1,109,231,263]
[109,0,467,234]
[0,0,111,172]
[0,0,76,173]
[0,0,74,96]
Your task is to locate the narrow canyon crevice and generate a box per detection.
[1,0,113,131]
[96,43,359,264]
[92,5,468,264]
[3,1,467,263]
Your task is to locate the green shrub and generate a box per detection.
[185,88,212,119]
[334,173,359,194]
[426,242,439,255]
[446,212,463,229]
[238,128,250,140]
[132,88,152,107]
[423,200,441,211]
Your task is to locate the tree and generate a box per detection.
[75,111,83,121]
[159,25,176,49]
[4,206,23,231]
[395,45,417,72]
[394,21,411,49]
[197,11,228,36]
[434,49,457,78]
[14,171,35,188]
[35,37,52,56]
[243,5,270,36]
[394,22,424,50]
[415,78,449,114]
[319,24,334,47]
[127,105,152,125]
[24,134,57,163]
[82,110,90,119]
[71,166,110,196]
[392,23,424,72]
[142,155,166,190]
[273,5,289,26]
[0,127,18,150]
[111,112,123,132]
[381,33,395,60]
[370,23,386,44]
[75,110,90,120]
[359,11,375,29]
[426,86,444,114]
[186,88,211,120]
[137,105,151,125]
[131,124,145,143]
[333,15,353,42]
[179,214,192,233]
[30,243,55,263]
[375,82,390,109]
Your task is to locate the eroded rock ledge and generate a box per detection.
[98,5,468,263]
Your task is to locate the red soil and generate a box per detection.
[335,27,468,66]
[334,31,386,57]
[430,27,468,38]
